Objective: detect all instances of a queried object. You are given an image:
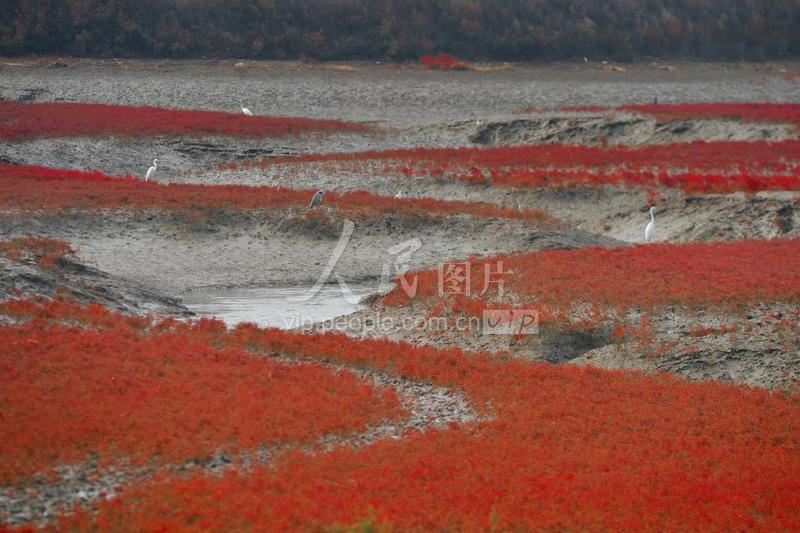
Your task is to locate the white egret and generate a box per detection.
[240,99,253,116]
[644,206,655,242]
[145,158,158,181]
[309,190,325,208]
[395,191,405,199]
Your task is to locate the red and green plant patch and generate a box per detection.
[0,101,368,141]
[0,164,555,223]
[0,300,404,484]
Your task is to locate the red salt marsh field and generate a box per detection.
[235,140,800,194]
[2,63,800,530]
[0,101,368,140]
[383,237,800,321]
[1,298,798,530]
[515,102,800,127]
[0,164,555,223]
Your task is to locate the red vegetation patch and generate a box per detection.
[236,140,800,194]
[0,299,404,484]
[45,300,800,531]
[463,168,800,194]
[557,104,609,113]
[517,102,800,126]
[620,102,800,126]
[0,164,555,223]
[246,140,800,173]
[688,325,739,338]
[384,237,800,322]
[0,101,368,141]
[0,236,74,269]
[419,53,471,71]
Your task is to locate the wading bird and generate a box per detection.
[240,99,253,116]
[395,191,405,199]
[145,158,158,181]
[309,190,325,208]
[645,206,655,242]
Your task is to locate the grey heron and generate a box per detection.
[309,190,325,208]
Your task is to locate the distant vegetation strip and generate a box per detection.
[624,103,800,125]
[517,103,800,126]
[0,164,556,224]
[232,140,800,194]
[0,101,369,140]
[238,140,800,173]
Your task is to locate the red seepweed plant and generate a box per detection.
[419,53,471,71]
[233,140,800,194]
[0,298,405,485]
[516,102,800,126]
[383,237,800,325]
[20,297,797,531]
[619,102,800,126]
[0,164,556,223]
[0,236,75,269]
[0,101,369,141]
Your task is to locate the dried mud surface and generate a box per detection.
[0,208,612,295]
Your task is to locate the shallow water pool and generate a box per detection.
[181,283,380,329]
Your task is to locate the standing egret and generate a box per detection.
[145,158,158,181]
[309,190,325,208]
[395,191,405,199]
[644,206,655,242]
[240,99,253,116]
